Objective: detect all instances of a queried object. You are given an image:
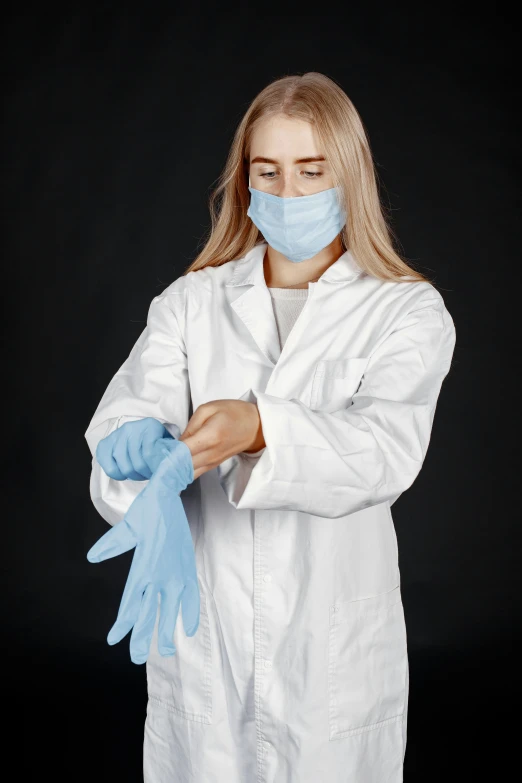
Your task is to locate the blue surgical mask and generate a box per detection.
[246,184,346,263]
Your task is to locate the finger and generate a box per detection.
[157,585,183,656]
[129,583,158,665]
[192,464,215,481]
[158,440,195,490]
[179,412,226,479]
[179,431,216,464]
[141,429,172,475]
[113,431,147,481]
[87,520,137,563]
[181,580,200,637]
[107,549,145,645]
[179,403,219,457]
[127,429,153,480]
[107,616,135,647]
[96,435,126,481]
[180,402,216,439]
[178,434,215,481]
[179,531,200,636]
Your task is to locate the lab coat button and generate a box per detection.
[264,741,270,748]
[264,660,272,669]
[263,574,272,583]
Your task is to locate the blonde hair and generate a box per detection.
[184,72,431,284]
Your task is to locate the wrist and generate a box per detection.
[244,403,266,453]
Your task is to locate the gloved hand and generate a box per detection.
[96,417,173,481]
[87,437,199,665]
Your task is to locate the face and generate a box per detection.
[248,114,333,197]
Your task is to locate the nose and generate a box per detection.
[248,172,302,197]
[276,174,302,198]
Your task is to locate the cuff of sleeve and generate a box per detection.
[217,388,294,511]
[236,387,266,459]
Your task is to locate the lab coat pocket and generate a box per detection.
[328,585,408,741]
[146,586,213,725]
[310,357,369,413]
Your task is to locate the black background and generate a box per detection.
[4,7,519,781]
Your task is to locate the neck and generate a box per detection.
[263,236,344,288]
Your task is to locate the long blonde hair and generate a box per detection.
[184,72,431,284]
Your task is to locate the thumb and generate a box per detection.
[87,520,137,563]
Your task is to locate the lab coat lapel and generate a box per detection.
[226,243,282,367]
[225,241,364,369]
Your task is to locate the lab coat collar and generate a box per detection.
[226,242,364,288]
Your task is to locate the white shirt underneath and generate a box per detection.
[268,286,309,350]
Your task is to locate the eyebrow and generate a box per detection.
[250,155,326,165]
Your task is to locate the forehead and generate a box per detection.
[249,115,322,159]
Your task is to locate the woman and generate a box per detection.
[85,72,456,783]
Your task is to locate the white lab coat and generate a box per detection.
[85,241,456,783]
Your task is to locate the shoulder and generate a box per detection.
[358,275,456,349]
[159,257,244,299]
[186,256,246,295]
[388,279,456,345]
[377,275,447,306]
[369,275,453,319]
[148,255,245,326]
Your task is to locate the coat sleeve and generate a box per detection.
[217,296,456,519]
[84,288,191,527]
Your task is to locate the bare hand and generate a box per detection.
[179,400,265,481]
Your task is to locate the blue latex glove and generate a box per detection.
[96,417,173,481]
[87,437,199,665]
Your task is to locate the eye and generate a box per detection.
[258,170,323,179]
